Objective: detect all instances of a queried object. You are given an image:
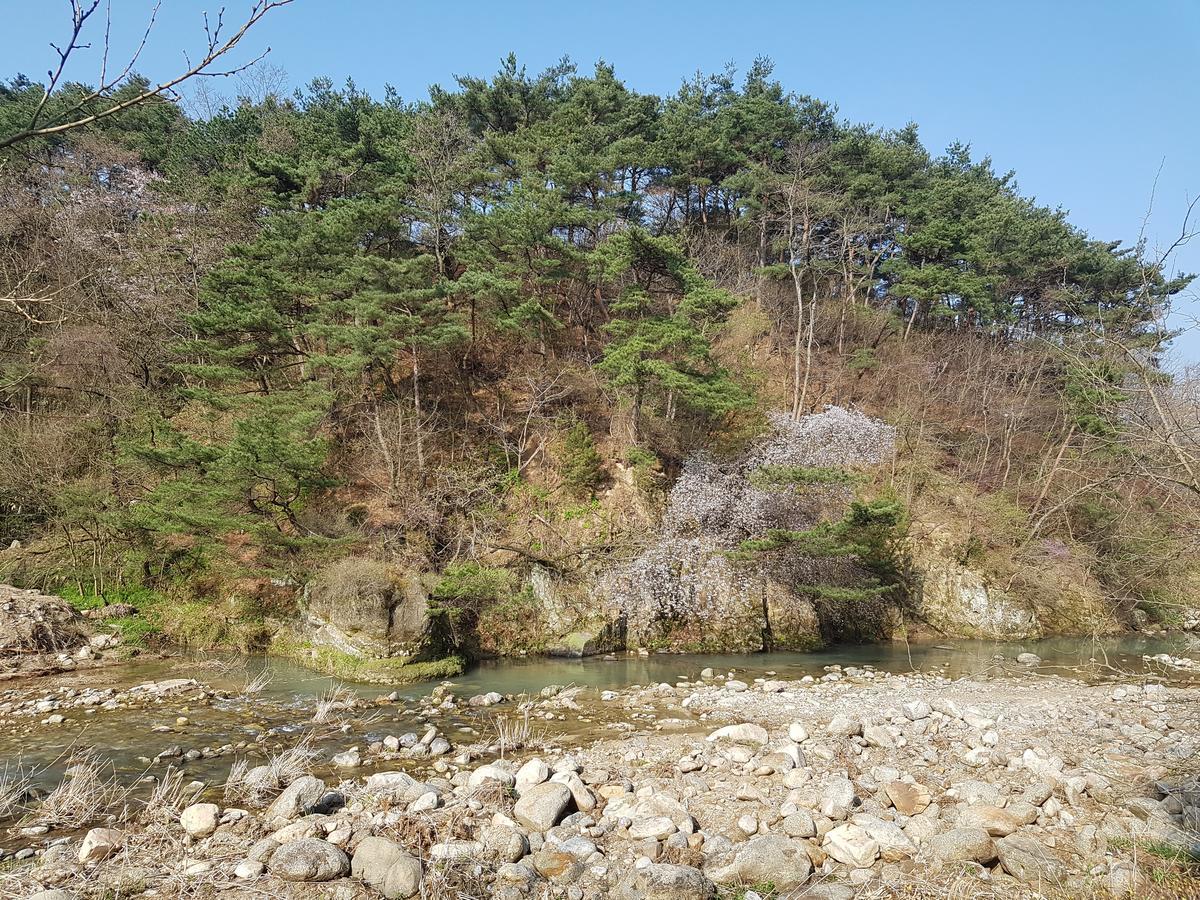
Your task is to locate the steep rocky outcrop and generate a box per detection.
[0,585,116,679]
[301,558,431,659]
[907,528,1126,640]
[911,549,1040,640]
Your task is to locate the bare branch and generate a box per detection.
[0,297,69,325]
[0,0,294,151]
[28,1,102,133]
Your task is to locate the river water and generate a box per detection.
[1,634,1195,811]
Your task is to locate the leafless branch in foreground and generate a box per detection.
[0,0,295,151]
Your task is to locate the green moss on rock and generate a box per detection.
[269,628,464,684]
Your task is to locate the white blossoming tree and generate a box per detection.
[606,406,904,649]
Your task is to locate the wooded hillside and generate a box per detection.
[2,56,1197,656]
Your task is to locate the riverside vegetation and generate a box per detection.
[1,54,1198,670]
[2,10,1200,897]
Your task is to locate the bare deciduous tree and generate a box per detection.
[404,108,478,278]
[765,140,831,419]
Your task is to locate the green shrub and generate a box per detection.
[59,585,166,648]
[625,445,662,495]
[478,585,546,655]
[560,420,604,498]
[429,562,517,652]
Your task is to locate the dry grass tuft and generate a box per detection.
[468,779,515,814]
[28,749,126,828]
[378,801,493,900]
[240,667,273,696]
[659,841,705,869]
[0,758,33,819]
[139,765,202,823]
[223,736,318,805]
[312,684,356,725]
[492,708,549,757]
[423,857,494,900]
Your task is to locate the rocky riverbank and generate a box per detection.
[3,660,1199,899]
[0,586,132,682]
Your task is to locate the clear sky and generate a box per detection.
[5,0,1198,363]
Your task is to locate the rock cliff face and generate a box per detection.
[0,584,118,679]
[585,408,899,654]
[581,533,831,653]
[912,554,1040,640]
[907,529,1128,640]
[0,585,91,655]
[301,559,431,659]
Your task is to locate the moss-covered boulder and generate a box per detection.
[302,558,430,658]
[269,626,464,684]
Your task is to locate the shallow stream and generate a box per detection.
[1,633,1195,806]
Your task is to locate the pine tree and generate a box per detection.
[593,228,747,440]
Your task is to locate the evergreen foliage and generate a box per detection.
[0,55,1195,628]
[560,420,604,498]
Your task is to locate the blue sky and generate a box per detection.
[5,0,1198,363]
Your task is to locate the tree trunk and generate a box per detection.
[411,347,426,488]
[790,265,805,420]
[631,381,644,444]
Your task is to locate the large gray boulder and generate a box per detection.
[708,834,813,888]
[512,782,573,831]
[303,559,429,657]
[958,804,1022,837]
[819,776,858,819]
[0,585,90,654]
[265,776,326,821]
[926,827,996,865]
[267,838,349,882]
[995,834,1067,885]
[363,771,438,804]
[351,836,423,898]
